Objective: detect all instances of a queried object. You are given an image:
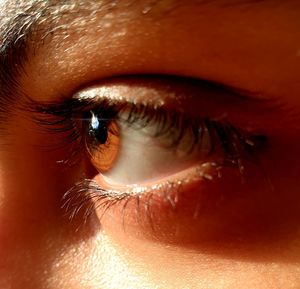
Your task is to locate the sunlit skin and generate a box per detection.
[0,1,300,288]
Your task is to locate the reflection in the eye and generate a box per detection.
[87,111,120,172]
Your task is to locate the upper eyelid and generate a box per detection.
[27,74,281,140]
[71,75,263,103]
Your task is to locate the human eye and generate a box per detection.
[29,75,271,244]
[2,0,300,287]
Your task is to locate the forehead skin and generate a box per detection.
[1,0,300,107]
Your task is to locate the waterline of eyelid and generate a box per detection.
[96,162,223,199]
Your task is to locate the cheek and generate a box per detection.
[0,115,105,288]
[86,127,300,264]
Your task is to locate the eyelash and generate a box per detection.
[30,97,267,221]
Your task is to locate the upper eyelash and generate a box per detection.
[86,101,266,163]
[30,97,266,165]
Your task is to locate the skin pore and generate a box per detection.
[0,0,300,288]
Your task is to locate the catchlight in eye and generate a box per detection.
[85,110,121,173]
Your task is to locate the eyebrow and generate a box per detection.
[0,1,48,115]
[0,1,107,113]
[0,0,266,114]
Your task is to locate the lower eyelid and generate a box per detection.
[62,151,271,245]
[96,161,222,193]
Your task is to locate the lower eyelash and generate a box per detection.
[62,179,135,224]
[61,182,169,226]
[62,180,109,222]
[61,162,224,224]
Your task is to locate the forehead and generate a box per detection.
[0,0,173,52]
[1,0,300,105]
[0,0,273,30]
[0,0,279,61]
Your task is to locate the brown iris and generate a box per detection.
[86,111,121,173]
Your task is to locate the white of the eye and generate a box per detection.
[102,121,210,186]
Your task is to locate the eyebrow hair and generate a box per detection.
[0,0,267,118]
[0,1,127,91]
[0,1,48,118]
[0,1,106,117]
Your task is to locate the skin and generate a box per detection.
[0,0,300,288]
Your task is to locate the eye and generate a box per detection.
[31,75,270,244]
[84,102,251,186]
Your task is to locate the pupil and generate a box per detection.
[89,112,109,144]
